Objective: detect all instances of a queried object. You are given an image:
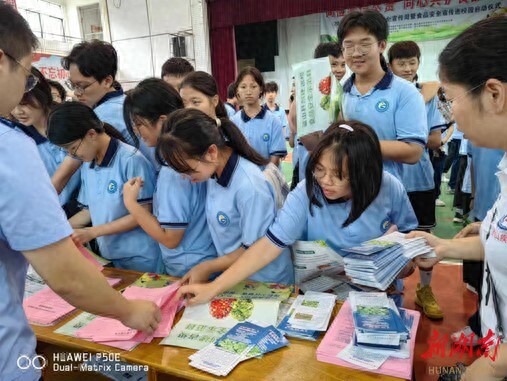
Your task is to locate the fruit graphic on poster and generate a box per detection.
[319,76,332,111]
[209,298,235,319]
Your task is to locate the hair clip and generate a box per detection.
[215,117,222,127]
[339,124,354,132]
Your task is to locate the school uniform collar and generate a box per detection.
[90,137,119,169]
[325,196,350,205]
[226,102,235,110]
[215,151,239,188]
[263,103,279,112]
[240,106,267,122]
[0,117,46,144]
[18,124,48,145]
[94,89,124,108]
[343,69,394,93]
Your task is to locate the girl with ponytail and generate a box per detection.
[47,102,161,272]
[158,108,294,284]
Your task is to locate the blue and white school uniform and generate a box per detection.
[342,71,428,181]
[402,90,446,193]
[153,166,217,277]
[77,138,161,272]
[94,90,159,171]
[264,103,289,139]
[206,152,294,284]
[0,119,73,381]
[231,107,287,161]
[266,171,417,250]
[16,124,81,206]
[469,144,504,221]
[225,102,236,118]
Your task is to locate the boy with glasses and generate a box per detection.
[338,11,428,182]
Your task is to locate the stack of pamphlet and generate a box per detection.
[338,232,435,290]
[189,321,289,376]
[317,292,420,379]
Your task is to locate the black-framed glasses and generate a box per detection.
[341,41,379,57]
[65,79,97,96]
[3,51,38,93]
[68,138,83,159]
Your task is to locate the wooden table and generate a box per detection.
[33,268,405,381]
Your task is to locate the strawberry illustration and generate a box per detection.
[319,76,331,95]
[209,298,235,319]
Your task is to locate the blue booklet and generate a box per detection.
[277,314,320,341]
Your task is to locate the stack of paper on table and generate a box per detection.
[162,297,281,350]
[338,232,435,290]
[316,293,419,380]
[189,321,289,376]
[71,282,181,350]
[24,277,121,326]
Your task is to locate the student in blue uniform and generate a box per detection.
[122,78,218,276]
[179,71,228,119]
[0,5,159,380]
[338,10,427,181]
[47,102,161,272]
[157,108,294,284]
[11,67,81,216]
[178,120,418,305]
[225,82,238,118]
[62,40,156,169]
[161,57,194,91]
[388,41,447,320]
[264,81,289,138]
[231,66,287,166]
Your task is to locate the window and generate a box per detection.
[17,0,65,42]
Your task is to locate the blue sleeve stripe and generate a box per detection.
[266,229,287,248]
[430,123,447,131]
[159,222,189,228]
[77,202,88,209]
[270,150,288,156]
[398,138,426,146]
[137,197,153,204]
[241,244,250,250]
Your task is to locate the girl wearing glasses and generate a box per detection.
[157,108,294,285]
[47,102,161,272]
[231,66,287,167]
[408,16,507,380]
[11,67,81,217]
[178,120,418,305]
[122,78,218,277]
[338,11,428,182]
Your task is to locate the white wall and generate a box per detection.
[64,0,109,41]
[103,0,210,87]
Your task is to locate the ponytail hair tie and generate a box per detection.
[215,117,222,127]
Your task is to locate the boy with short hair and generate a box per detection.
[161,57,194,91]
[338,11,427,182]
[388,40,447,319]
[264,81,289,139]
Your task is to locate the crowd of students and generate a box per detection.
[1,3,506,379]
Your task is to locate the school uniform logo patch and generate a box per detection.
[375,99,389,112]
[217,212,230,227]
[107,180,118,194]
[262,133,270,142]
[380,217,391,232]
[498,214,507,230]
